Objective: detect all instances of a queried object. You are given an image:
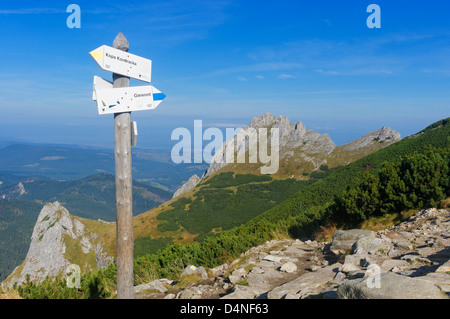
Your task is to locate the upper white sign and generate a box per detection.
[89,45,152,82]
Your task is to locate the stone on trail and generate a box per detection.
[280,262,297,273]
[436,260,450,273]
[134,279,173,294]
[330,229,375,255]
[337,272,448,299]
[267,264,338,299]
[380,259,412,272]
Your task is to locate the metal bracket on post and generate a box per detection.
[131,121,138,147]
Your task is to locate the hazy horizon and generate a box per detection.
[0,113,443,151]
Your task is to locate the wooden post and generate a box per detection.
[112,32,134,299]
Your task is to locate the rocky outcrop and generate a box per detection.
[330,229,376,255]
[172,175,200,199]
[2,202,114,288]
[133,208,449,299]
[0,182,27,199]
[340,127,401,152]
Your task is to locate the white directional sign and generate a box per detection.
[89,45,152,82]
[93,83,166,115]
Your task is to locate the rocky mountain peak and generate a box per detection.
[249,113,308,144]
[174,113,401,198]
[3,202,113,288]
[249,112,277,128]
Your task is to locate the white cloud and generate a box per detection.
[352,68,393,75]
[315,69,339,75]
[278,73,295,79]
[0,8,63,14]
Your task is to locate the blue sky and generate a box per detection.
[0,0,449,150]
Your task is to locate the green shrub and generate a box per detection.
[330,147,449,225]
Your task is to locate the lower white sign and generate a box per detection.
[93,78,166,115]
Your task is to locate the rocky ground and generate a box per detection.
[135,207,450,299]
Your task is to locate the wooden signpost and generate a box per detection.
[90,32,166,299]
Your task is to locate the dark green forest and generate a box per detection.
[156,173,314,240]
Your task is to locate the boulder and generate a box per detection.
[353,237,390,255]
[181,265,208,279]
[436,260,450,273]
[280,262,297,273]
[267,265,338,299]
[380,259,412,272]
[422,273,450,296]
[337,272,447,299]
[134,279,172,294]
[339,254,365,273]
[330,229,375,255]
[340,263,360,273]
[262,255,284,263]
[221,285,268,299]
[247,269,283,289]
[395,241,414,252]
[246,273,272,289]
[231,268,248,277]
[228,275,243,284]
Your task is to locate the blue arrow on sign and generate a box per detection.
[153,93,166,101]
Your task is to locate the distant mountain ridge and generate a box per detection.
[0,143,208,191]
[0,173,172,221]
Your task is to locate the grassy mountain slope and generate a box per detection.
[133,173,317,253]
